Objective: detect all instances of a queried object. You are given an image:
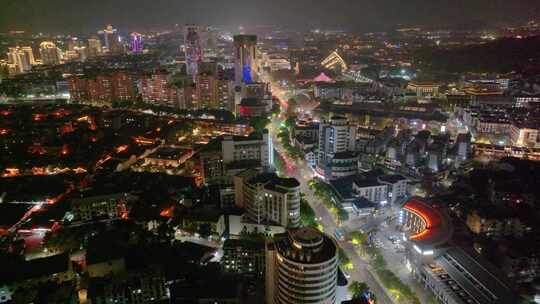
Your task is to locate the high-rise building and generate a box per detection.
[130,32,143,53]
[199,26,217,57]
[87,37,102,58]
[99,25,122,54]
[7,46,35,73]
[184,25,203,79]
[317,116,357,179]
[195,70,233,109]
[69,71,135,105]
[266,228,338,304]
[234,35,258,85]
[73,46,88,62]
[234,170,300,228]
[39,41,62,65]
[139,70,193,108]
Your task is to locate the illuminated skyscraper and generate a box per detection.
[74,46,88,62]
[87,37,102,58]
[39,41,62,65]
[98,25,122,54]
[234,35,258,85]
[7,46,35,73]
[130,32,143,53]
[184,25,203,80]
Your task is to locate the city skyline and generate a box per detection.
[1,0,540,33]
[1,2,539,304]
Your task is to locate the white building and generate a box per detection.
[266,228,338,304]
[317,116,357,179]
[378,174,409,204]
[352,178,388,205]
[222,130,273,169]
[234,170,301,228]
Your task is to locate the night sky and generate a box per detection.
[1,0,539,33]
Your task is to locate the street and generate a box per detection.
[267,81,396,303]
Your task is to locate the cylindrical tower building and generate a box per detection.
[267,228,338,304]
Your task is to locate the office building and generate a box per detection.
[266,228,338,304]
[69,71,136,105]
[7,46,35,73]
[139,70,186,108]
[317,116,357,179]
[87,37,102,58]
[222,130,273,169]
[130,32,143,53]
[234,170,300,228]
[195,71,233,109]
[234,35,258,85]
[73,46,88,62]
[99,25,122,54]
[39,41,62,65]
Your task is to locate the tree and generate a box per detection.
[350,231,367,246]
[286,98,297,117]
[348,281,370,299]
[198,223,212,239]
[249,116,271,134]
[338,208,349,222]
[300,198,316,227]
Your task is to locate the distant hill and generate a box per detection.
[413,36,540,75]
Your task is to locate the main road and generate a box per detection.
[267,82,395,304]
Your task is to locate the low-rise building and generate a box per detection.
[419,247,515,304]
[70,193,131,222]
[510,121,540,148]
[407,81,440,98]
[143,146,194,168]
[378,174,409,205]
[222,238,266,277]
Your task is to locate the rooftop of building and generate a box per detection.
[294,121,319,130]
[407,81,439,87]
[352,197,378,210]
[378,174,408,184]
[223,131,266,142]
[70,192,128,205]
[170,274,242,301]
[352,176,384,188]
[240,97,266,106]
[147,146,192,160]
[226,159,262,170]
[295,136,317,145]
[223,237,265,250]
[0,253,70,284]
[274,228,337,264]
[426,247,515,304]
[329,175,356,201]
[332,151,358,160]
[402,197,453,250]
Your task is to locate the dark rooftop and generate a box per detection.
[274,228,337,264]
[378,174,408,184]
